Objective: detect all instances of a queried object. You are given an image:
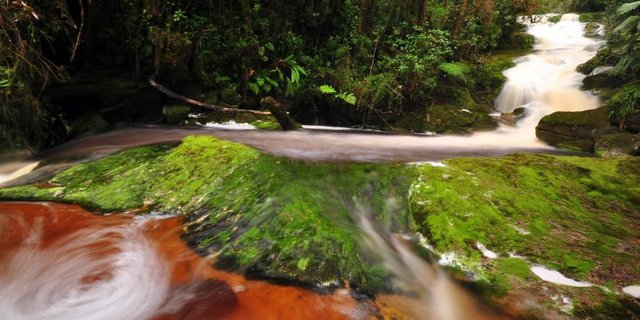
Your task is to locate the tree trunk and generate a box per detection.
[453,0,469,38]
[358,0,367,34]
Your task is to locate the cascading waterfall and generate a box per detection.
[495,13,601,120]
[353,202,496,320]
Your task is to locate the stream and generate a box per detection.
[0,14,602,319]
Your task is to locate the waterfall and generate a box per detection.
[495,14,601,117]
[352,202,494,320]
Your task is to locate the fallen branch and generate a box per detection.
[148,77,272,116]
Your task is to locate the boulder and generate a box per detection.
[163,105,192,124]
[499,107,528,127]
[220,87,241,105]
[626,112,640,133]
[581,69,623,91]
[594,133,640,158]
[70,113,111,136]
[536,107,612,152]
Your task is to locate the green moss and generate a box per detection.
[409,155,640,281]
[495,258,532,280]
[251,119,281,130]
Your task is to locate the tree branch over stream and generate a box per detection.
[148,77,272,116]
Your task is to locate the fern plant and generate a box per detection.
[610,1,640,76]
[318,85,357,106]
[617,1,640,16]
[438,62,470,81]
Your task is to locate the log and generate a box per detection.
[260,96,297,131]
[148,77,272,116]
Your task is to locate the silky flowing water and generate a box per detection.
[0,14,602,319]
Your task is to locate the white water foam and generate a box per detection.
[622,286,640,298]
[204,120,256,130]
[530,266,592,287]
[476,242,499,259]
[0,217,176,320]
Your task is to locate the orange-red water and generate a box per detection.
[0,202,375,320]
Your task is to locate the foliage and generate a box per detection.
[608,85,640,123]
[319,85,357,105]
[439,62,471,80]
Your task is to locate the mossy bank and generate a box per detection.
[1,136,639,317]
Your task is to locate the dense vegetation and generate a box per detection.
[578,1,640,130]
[0,0,569,152]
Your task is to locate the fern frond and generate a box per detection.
[617,1,640,17]
[612,15,640,33]
[319,85,337,94]
[438,62,470,78]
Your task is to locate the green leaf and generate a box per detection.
[265,76,279,87]
[0,79,10,88]
[337,93,357,105]
[248,82,260,95]
[256,77,265,86]
[617,1,640,17]
[438,62,470,78]
[265,42,275,51]
[319,85,337,94]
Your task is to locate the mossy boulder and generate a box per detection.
[581,70,624,91]
[595,133,640,158]
[536,108,612,152]
[70,113,111,136]
[0,136,415,290]
[220,87,242,106]
[1,137,639,316]
[409,155,640,316]
[163,105,192,124]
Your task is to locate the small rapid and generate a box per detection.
[494,13,602,140]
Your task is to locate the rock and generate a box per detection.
[589,66,614,76]
[2,138,640,316]
[499,107,528,127]
[581,69,623,91]
[536,107,612,152]
[0,136,415,290]
[584,22,602,37]
[220,87,241,105]
[594,133,640,158]
[70,113,111,136]
[163,105,192,124]
[626,112,640,133]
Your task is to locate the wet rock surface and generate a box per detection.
[536,107,613,152]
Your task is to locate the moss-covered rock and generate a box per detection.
[409,154,640,316]
[163,105,192,124]
[536,107,613,152]
[594,133,640,158]
[0,136,415,290]
[1,137,639,316]
[581,70,624,91]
